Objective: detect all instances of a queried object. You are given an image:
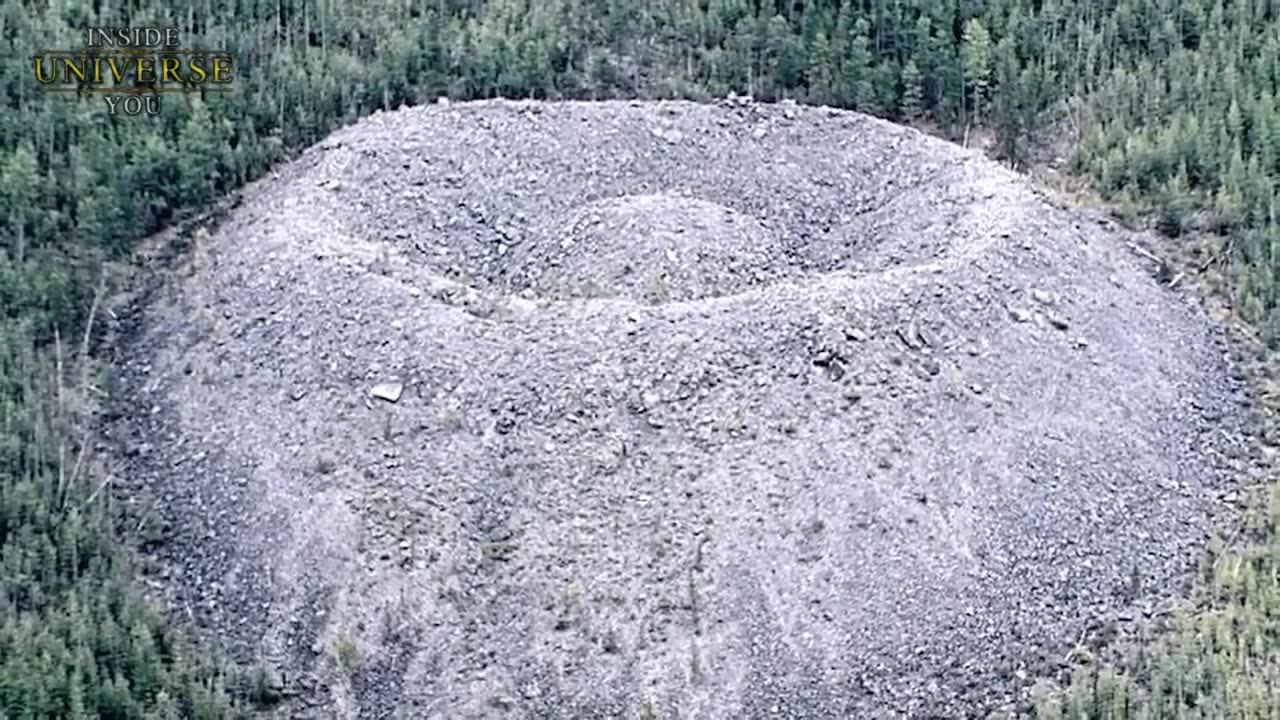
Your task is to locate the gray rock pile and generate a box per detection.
[114,99,1247,718]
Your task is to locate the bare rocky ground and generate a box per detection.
[107,98,1254,718]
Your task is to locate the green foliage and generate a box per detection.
[0,338,247,718]
[901,60,925,122]
[4,0,1280,717]
[961,18,994,121]
[335,636,361,676]
[1035,485,1280,718]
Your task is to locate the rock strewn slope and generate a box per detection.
[115,99,1247,718]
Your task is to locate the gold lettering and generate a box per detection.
[212,55,233,83]
[188,56,207,83]
[105,57,126,83]
[161,57,181,83]
[33,57,56,83]
[60,57,86,83]
[134,56,156,84]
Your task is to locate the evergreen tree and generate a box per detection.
[901,59,925,121]
[870,60,900,116]
[961,18,994,125]
[176,99,221,208]
[844,18,875,110]
[1,142,38,266]
[5,2,1280,719]
[808,30,836,104]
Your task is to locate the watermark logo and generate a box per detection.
[33,27,235,115]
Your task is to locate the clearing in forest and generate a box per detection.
[112,99,1249,717]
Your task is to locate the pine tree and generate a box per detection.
[1216,146,1249,230]
[870,60,900,117]
[1,144,39,266]
[589,50,619,99]
[992,36,1025,163]
[1251,90,1276,171]
[516,37,554,99]
[961,18,993,125]
[1227,95,1244,145]
[901,59,925,121]
[844,18,874,110]
[808,31,835,105]
[147,689,182,720]
[128,620,161,702]
[6,3,1280,720]
[763,14,804,96]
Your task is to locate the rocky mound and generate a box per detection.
[516,193,790,303]
[113,99,1248,718]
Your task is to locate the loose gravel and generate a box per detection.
[110,98,1251,719]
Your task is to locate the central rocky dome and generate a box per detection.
[115,99,1246,718]
[517,192,788,303]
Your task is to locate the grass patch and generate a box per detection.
[335,634,362,676]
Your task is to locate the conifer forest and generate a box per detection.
[1,0,1278,716]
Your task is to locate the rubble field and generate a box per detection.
[112,99,1250,718]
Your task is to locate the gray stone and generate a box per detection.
[371,382,403,403]
[110,99,1248,720]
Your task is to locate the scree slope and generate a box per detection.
[112,99,1249,718]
